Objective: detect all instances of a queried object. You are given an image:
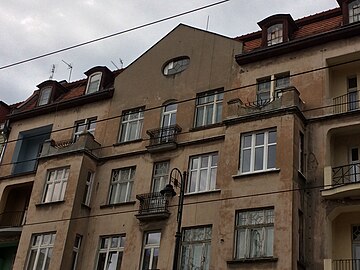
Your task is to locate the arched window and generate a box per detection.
[86,72,102,94]
[267,24,283,46]
[349,0,360,23]
[163,56,190,76]
[38,87,52,106]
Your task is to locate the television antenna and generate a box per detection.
[62,60,73,82]
[49,64,56,80]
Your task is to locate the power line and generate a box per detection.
[0,0,230,70]
[24,181,329,227]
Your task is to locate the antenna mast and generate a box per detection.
[62,60,73,82]
[49,64,55,80]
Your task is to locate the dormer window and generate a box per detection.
[86,72,102,94]
[38,87,52,106]
[267,24,283,46]
[349,0,360,23]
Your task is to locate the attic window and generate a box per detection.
[38,87,52,106]
[349,0,360,23]
[267,24,283,46]
[163,56,190,76]
[86,72,102,94]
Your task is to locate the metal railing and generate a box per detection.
[333,91,360,114]
[0,210,26,228]
[136,192,169,215]
[333,259,360,270]
[146,125,182,146]
[332,163,360,185]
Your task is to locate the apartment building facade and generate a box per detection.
[1,1,360,269]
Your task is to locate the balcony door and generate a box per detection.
[160,103,177,143]
[353,225,360,270]
[349,147,360,183]
[348,77,358,111]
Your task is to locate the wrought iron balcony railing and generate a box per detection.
[146,125,182,146]
[332,163,360,185]
[333,259,360,270]
[136,192,169,214]
[333,90,360,114]
[0,210,26,228]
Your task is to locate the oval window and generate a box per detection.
[163,56,190,76]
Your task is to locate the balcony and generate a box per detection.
[322,163,360,199]
[331,259,360,270]
[40,132,101,158]
[333,91,360,114]
[135,192,170,221]
[146,125,182,153]
[0,210,26,231]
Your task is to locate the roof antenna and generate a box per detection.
[111,60,119,69]
[62,60,73,82]
[206,15,210,31]
[49,64,55,80]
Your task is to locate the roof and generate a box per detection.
[235,8,342,53]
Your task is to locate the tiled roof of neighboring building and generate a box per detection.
[235,8,343,53]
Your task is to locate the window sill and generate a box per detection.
[113,139,143,147]
[189,122,223,132]
[81,203,91,210]
[184,189,221,197]
[232,168,280,179]
[227,257,278,265]
[36,200,65,207]
[100,201,136,209]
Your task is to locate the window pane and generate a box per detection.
[254,147,264,171]
[196,107,204,127]
[268,130,277,144]
[205,105,214,125]
[243,135,252,148]
[27,250,37,269]
[255,133,264,146]
[241,149,251,173]
[107,252,119,270]
[147,232,161,245]
[267,145,276,169]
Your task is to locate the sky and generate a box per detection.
[0,0,339,105]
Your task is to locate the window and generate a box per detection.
[257,73,290,101]
[163,56,190,76]
[141,232,161,270]
[152,161,169,193]
[188,153,218,193]
[348,77,358,111]
[38,87,52,106]
[71,235,82,270]
[195,91,223,127]
[0,132,6,163]
[299,132,305,173]
[26,233,56,270]
[42,167,69,203]
[235,208,274,259]
[180,226,212,270]
[109,167,135,204]
[82,171,94,206]
[349,0,360,23]
[240,129,277,174]
[119,108,144,142]
[96,235,126,270]
[74,118,97,141]
[86,72,102,94]
[267,24,283,46]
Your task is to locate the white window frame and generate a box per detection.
[235,208,274,259]
[240,129,277,174]
[42,167,69,203]
[86,72,102,94]
[257,72,290,101]
[26,232,56,270]
[194,91,223,127]
[119,108,144,142]
[349,0,360,23]
[108,167,135,204]
[73,117,97,141]
[180,226,212,270]
[141,232,161,270]
[187,153,218,194]
[96,235,126,270]
[71,235,82,270]
[0,134,6,163]
[82,171,94,206]
[267,23,283,46]
[38,87,52,106]
[152,161,169,193]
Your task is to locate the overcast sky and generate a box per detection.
[0,0,338,105]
